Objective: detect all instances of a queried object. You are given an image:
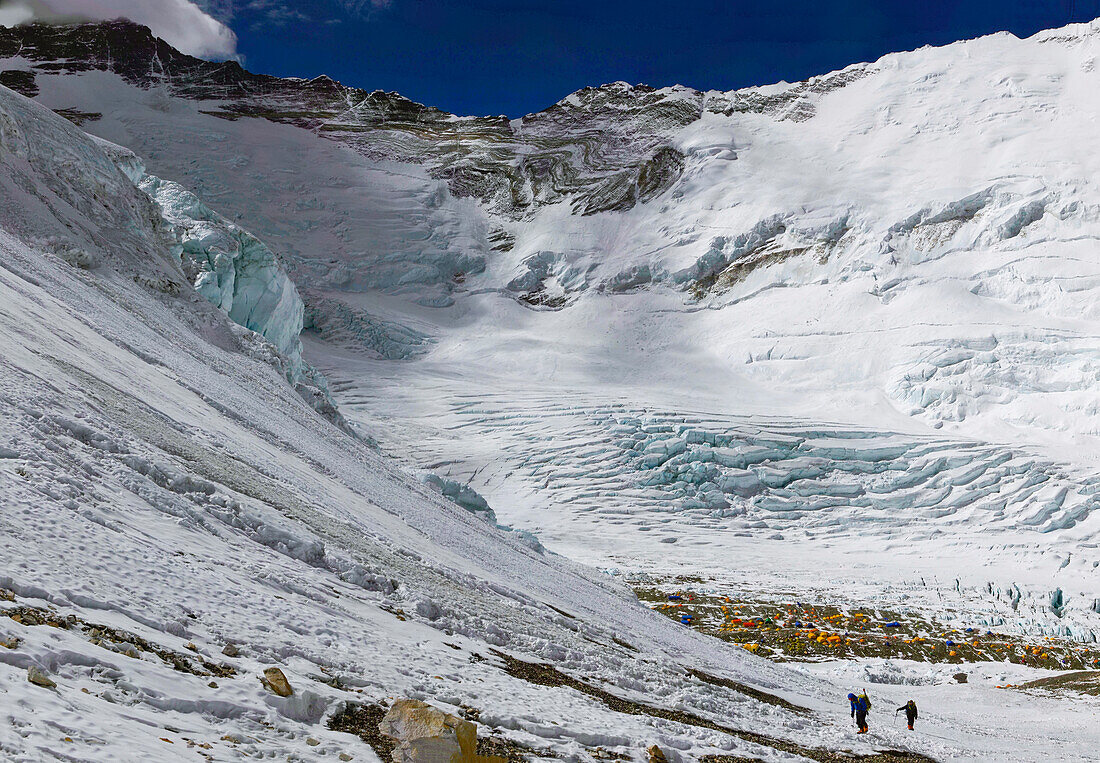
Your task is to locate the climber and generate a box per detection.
[896,699,918,731]
[853,690,870,733]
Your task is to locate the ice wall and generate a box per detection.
[140,174,306,371]
[93,136,347,427]
[98,137,306,373]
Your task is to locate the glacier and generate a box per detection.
[4,14,1100,760]
[3,80,899,762]
[5,18,1100,449]
[96,137,304,368]
[11,15,1099,626]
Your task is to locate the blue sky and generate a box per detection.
[199,1,1100,116]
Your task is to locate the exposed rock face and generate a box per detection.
[262,667,293,697]
[0,69,36,97]
[378,699,477,763]
[0,21,691,221]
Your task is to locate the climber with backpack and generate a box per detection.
[896,699,918,731]
[851,690,870,733]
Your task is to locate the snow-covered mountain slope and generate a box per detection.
[4,19,1100,444]
[0,83,955,762]
[6,18,1100,624]
[6,17,1100,758]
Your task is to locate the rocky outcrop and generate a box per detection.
[373,699,512,763]
[262,667,293,697]
[0,22,696,221]
[378,699,477,763]
[27,666,56,688]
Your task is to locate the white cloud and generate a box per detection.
[0,0,238,59]
[0,1,36,26]
[336,0,393,14]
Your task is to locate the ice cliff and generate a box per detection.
[98,139,305,369]
[91,136,344,423]
[0,81,337,424]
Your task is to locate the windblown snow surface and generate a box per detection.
[4,16,1100,762]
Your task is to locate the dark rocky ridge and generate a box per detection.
[0,20,864,222]
[0,20,689,218]
[0,20,880,308]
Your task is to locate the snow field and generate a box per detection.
[1,90,932,761]
[5,16,1100,760]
